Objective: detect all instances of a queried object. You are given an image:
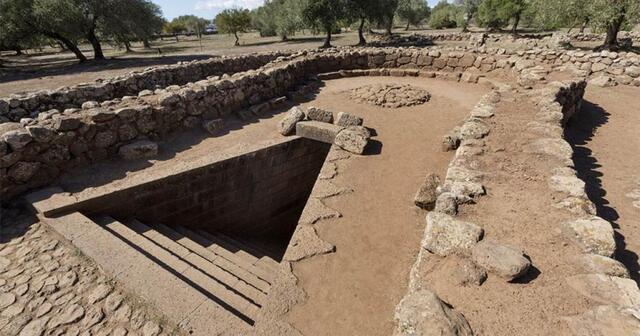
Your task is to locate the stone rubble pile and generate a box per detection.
[348,83,431,108]
[279,106,369,155]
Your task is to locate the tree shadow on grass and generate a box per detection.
[564,100,640,285]
[0,53,212,84]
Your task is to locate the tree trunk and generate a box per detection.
[86,28,105,60]
[13,48,22,56]
[511,13,521,35]
[358,17,367,46]
[234,31,240,46]
[124,40,132,52]
[143,39,151,49]
[44,32,87,62]
[580,18,589,33]
[602,16,624,50]
[281,34,288,42]
[405,21,410,31]
[322,27,332,48]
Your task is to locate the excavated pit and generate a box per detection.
[73,137,331,262]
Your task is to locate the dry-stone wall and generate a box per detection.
[0,51,297,122]
[1,46,638,202]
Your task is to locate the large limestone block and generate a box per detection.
[296,121,344,144]
[562,216,616,257]
[471,240,530,281]
[394,290,473,336]
[423,212,483,256]
[566,274,640,307]
[334,126,370,154]
[278,107,305,136]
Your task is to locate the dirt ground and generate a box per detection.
[565,85,640,284]
[286,77,488,335]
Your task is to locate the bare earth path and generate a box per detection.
[565,86,640,284]
[286,77,487,335]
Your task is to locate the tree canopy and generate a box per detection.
[215,8,252,46]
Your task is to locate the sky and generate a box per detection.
[152,0,443,20]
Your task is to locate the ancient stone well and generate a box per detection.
[27,136,332,331]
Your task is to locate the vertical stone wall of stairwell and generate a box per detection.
[68,137,330,237]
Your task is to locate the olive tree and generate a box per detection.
[215,9,252,46]
[396,0,431,30]
[303,0,347,48]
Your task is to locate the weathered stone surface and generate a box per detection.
[94,130,117,148]
[81,101,99,109]
[470,105,494,118]
[394,289,473,336]
[299,197,341,225]
[284,225,335,262]
[0,293,16,309]
[563,305,640,336]
[86,108,116,122]
[549,173,587,198]
[53,116,81,131]
[8,161,40,182]
[119,140,158,160]
[589,75,616,87]
[435,192,458,215]
[563,216,616,257]
[471,240,530,281]
[442,127,461,151]
[575,254,630,278]
[525,138,573,165]
[278,107,305,136]
[296,121,343,144]
[349,83,430,108]
[566,274,640,307]
[202,118,224,135]
[423,212,483,256]
[414,173,441,210]
[306,106,334,123]
[460,119,490,140]
[2,129,32,150]
[335,112,363,127]
[334,126,369,154]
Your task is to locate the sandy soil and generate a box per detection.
[284,77,488,335]
[565,85,640,284]
[414,90,598,336]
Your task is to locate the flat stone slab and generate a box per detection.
[334,126,369,154]
[423,212,483,256]
[283,225,335,262]
[566,274,640,307]
[562,216,616,257]
[471,240,531,281]
[296,121,343,144]
[563,305,640,336]
[393,289,473,336]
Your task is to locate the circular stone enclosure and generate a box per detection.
[348,83,431,108]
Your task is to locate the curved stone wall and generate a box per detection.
[1,46,638,202]
[0,51,298,122]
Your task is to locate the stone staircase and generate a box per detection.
[37,210,281,335]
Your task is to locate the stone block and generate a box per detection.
[118,140,158,160]
[296,121,343,144]
[471,240,530,281]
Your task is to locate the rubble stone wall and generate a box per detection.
[1,47,637,202]
[0,51,295,122]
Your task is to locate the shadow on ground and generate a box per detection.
[0,54,213,84]
[564,100,640,284]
